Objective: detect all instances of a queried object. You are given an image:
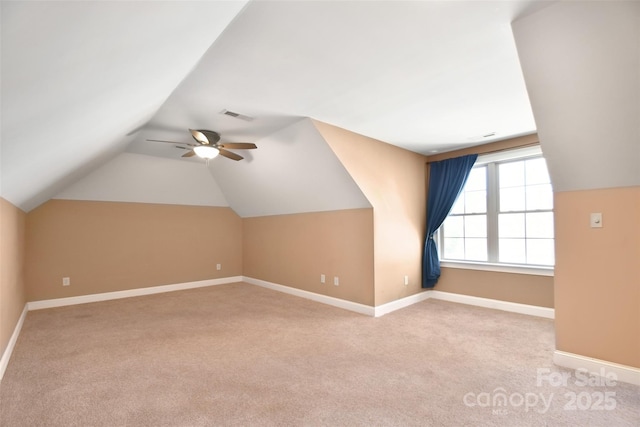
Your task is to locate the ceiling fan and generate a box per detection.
[147,129,257,161]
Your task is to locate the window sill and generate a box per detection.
[440,260,554,276]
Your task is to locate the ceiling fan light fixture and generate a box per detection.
[193,145,220,159]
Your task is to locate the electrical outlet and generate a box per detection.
[404,275,409,286]
[320,274,325,284]
[334,276,339,286]
[62,277,70,286]
[216,264,221,271]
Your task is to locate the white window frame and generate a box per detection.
[436,145,554,276]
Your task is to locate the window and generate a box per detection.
[438,146,554,267]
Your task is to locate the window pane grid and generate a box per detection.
[442,211,488,261]
[439,151,554,267]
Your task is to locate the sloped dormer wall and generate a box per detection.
[236,119,375,306]
[313,120,429,306]
[513,1,640,368]
[22,118,433,309]
[25,153,243,301]
[25,119,377,306]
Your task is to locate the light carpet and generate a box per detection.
[1,282,638,426]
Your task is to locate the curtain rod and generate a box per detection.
[425,141,540,164]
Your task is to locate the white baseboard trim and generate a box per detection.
[429,290,555,319]
[27,276,243,311]
[242,276,375,316]
[374,291,432,317]
[0,304,28,382]
[554,350,640,386]
[240,278,555,319]
[1,277,563,384]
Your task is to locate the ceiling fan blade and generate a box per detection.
[147,139,180,144]
[182,150,196,158]
[147,139,196,147]
[219,142,257,150]
[218,148,243,161]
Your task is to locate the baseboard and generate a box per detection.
[374,291,432,317]
[429,290,555,319]
[554,350,640,386]
[242,276,375,316]
[0,304,28,382]
[27,276,243,311]
[2,277,558,383]
[240,278,555,319]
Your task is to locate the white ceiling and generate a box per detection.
[58,119,372,217]
[1,0,551,211]
[207,118,371,217]
[133,0,546,155]
[1,1,249,210]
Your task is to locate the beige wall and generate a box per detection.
[436,268,553,308]
[425,134,554,307]
[243,209,375,306]
[26,200,242,301]
[20,132,555,311]
[0,198,26,356]
[554,187,640,368]
[314,121,429,305]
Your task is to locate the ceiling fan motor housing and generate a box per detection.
[199,130,221,145]
[150,129,255,161]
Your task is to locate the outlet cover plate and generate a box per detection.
[590,213,603,228]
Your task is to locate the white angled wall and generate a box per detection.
[512,1,640,192]
[55,152,229,207]
[208,118,371,217]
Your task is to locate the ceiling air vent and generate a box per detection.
[220,109,254,122]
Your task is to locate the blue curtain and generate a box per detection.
[422,154,478,288]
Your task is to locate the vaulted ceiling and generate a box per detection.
[2,1,637,214]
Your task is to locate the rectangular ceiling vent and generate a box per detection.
[220,109,254,122]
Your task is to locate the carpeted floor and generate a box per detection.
[1,282,638,426]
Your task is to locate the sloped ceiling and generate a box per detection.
[2,1,553,212]
[56,119,371,218]
[131,0,544,157]
[512,1,640,191]
[208,118,371,217]
[55,152,229,208]
[1,1,248,211]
